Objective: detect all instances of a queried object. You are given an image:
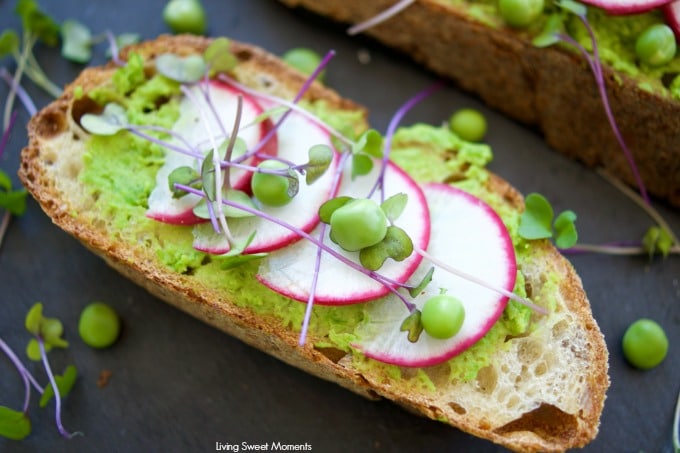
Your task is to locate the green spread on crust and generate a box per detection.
[441,0,680,100]
[76,54,558,392]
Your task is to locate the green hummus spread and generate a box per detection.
[77,54,552,391]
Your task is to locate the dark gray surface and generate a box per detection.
[0,1,678,452]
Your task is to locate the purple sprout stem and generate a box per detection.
[217,73,353,148]
[298,152,350,346]
[557,13,650,205]
[232,50,338,163]
[0,337,44,413]
[105,31,124,66]
[37,337,78,439]
[0,68,37,118]
[367,80,446,201]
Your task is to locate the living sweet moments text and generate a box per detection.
[215,442,312,452]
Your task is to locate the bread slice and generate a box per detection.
[278,0,680,208]
[18,34,609,452]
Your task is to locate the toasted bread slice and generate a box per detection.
[19,35,608,452]
[278,0,680,208]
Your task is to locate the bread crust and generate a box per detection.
[278,0,680,207]
[19,34,608,452]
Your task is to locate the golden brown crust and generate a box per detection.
[19,34,608,453]
[278,0,680,208]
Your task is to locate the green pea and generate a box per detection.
[421,294,465,339]
[622,318,668,369]
[449,108,488,142]
[329,199,388,251]
[251,160,293,207]
[498,0,545,28]
[282,48,325,81]
[79,302,121,349]
[635,24,677,67]
[163,0,207,35]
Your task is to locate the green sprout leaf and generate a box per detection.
[408,267,435,298]
[400,310,423,343]
[0,170,28,215]
[168,166,201,198]
[25,302,43,335]
[286,168,300,199]
[352,129,383,158]
[80,103,128,136]
[642,226,673,258]
[201,150,218,201]
[532,13,564,48]
[557,0,588,17]
[106,33,140,58]
[318,196,353,223]
[204,37,237,75]
[26,338,47,361]
[218,231,268,269]
[380,193,408,223]
[554,210,578,249]
[305,144,333,184]
[0,30,20,57]
[351,153,373,178]
[15,0,61,47]
[39,365,77,408]
[61,19,92,63]
[155,53,207,83]
[0,406,31,441]
[359,225,413,271]
[519,193,554,240]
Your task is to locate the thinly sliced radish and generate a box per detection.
[146,80,275,225]
[192,103,340,254]
[352,183,517,367]
[256,159,430,304]
[663,0,680,38]
[578,0,673,14]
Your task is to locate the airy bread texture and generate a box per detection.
[19,35,608,452]
[278,0,680,208]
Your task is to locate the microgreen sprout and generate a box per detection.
[0,303,80,440]
[533,0,650,205]
[1,0,62,130]
[0,111,28,252]
[518,192,578,249]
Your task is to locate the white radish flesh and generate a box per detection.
[353,183,517,367]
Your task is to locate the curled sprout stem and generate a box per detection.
[180,85,233,242]
[596,169,680,246]
[414,246,549,315]
[347,0,416,36]
[0,111,19,253]
[0,337,44,413]
[555,11,649,205]
[367,80,446,201]
[36,337,80,439]
[0,68,37,118]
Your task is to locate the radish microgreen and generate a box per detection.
[156,53,207,84]
[519,192,578,249]
[60,19,92,64]
[1,0,62,130]
[350,129,383,178]
[204,37,237,76]
[0,303,80,440]
[0,111,27,252]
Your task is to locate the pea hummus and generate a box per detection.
[77,54,553,390]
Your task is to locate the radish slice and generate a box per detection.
[352,183,517,367]
[192,104,340,254]
[146,80,275,225]
[578,0,673,14]
[256,159,430,305]
[663,0,680,38]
